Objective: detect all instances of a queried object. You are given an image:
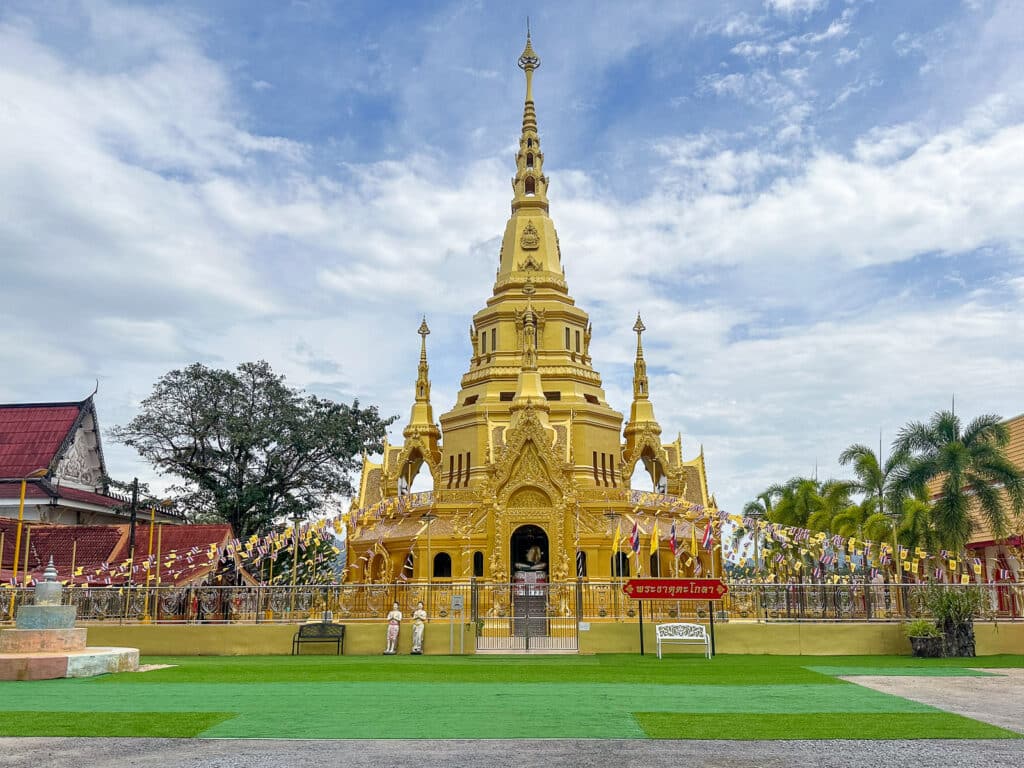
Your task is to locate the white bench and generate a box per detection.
[656,623,711,659]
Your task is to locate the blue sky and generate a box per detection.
[1,0,1022,514]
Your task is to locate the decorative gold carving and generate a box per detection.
[520,220,540,250]
[508,487,551,508]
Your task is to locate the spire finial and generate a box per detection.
[632,314,649,401]
[415,317,431,403]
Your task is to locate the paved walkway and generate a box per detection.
[842,668,1024,734]
[1,738,1022,768]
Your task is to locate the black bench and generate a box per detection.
[292,622,345,655]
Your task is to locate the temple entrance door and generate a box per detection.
[511,525,549,639]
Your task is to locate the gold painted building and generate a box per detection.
[347,33,718,584]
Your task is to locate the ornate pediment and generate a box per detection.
[54,411,104,490]
[489,405,572,508]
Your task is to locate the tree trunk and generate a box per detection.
[941,619,976,657]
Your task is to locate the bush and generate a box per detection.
[924,586,983,628]
[904,619,941,638]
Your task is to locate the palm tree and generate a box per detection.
[839,442,908,522]
[806,479,855,532]
[893,410,1024,552]
[768,477,823,529]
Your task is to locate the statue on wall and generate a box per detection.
[411,601,427,654]
[384,601,402,654]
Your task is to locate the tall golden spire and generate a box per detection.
[632,314,649,400]
[406,317,437,431]
[416,317,431,403]
[627,313,657,425]
[511,26,548,213]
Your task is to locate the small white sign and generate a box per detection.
[578,622,591,631]
[451,595,465,611]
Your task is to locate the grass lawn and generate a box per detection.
[0,654,1020,740]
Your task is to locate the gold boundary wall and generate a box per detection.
[83,621,1024,657]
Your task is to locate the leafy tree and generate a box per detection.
[111,361,396,539]
[766,477,823,528]
[892,410,1024,552]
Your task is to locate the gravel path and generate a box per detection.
[841,668,1024,734]
[1,738,1022,768]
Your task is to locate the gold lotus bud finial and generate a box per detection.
[418,316,430,338]
[518,19,540,72]
[633,314,646,335]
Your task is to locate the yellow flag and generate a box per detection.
[961,574,971,584]
[690,523,698,554]
[612,522,621,553]
[649,521,659,557]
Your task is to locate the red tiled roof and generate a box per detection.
[0,403,83,478]
[0,480,126,510]
[0,517,235,586]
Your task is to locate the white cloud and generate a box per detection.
[765,0,827,16]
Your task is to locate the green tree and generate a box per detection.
[111,361,396,539]
[892,410,1024,551]
[767,477,823,528]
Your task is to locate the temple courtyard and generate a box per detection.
[1,655,1021,744]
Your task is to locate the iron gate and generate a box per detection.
[474,581,580,651]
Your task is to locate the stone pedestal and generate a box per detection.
[0,556,139,681]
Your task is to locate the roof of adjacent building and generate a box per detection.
[0,517,235,586]
[0,401,86,478]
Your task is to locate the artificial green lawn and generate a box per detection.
[1,654,1021,740]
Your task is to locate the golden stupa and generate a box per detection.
[347,32,718,585]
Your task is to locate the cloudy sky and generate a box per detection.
[1,0,1022,514]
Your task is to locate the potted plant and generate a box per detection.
[904,619,943,658]
[925,585,983,657]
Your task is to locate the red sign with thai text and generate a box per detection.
[622,578,728,600]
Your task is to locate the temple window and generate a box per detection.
[609,456,616,487]
[584,394,599,405]
[500,391,515,401]
[473,551,484,577]
[575,330,581,353]
[481,333,487,354]
[447,455,455,488]
[612,552,630,578]
[525,176,536,196]
[463,452,471,486]
[464,395,479,405]
[491,328,496,351]
[592,451,600,484]
[600,453,608,487]
[433,552,452,578]
[527,138,533,148]
[565,327,571,349]
[543,391,561,401]
[456,453,463,488]
[526,153,534,169]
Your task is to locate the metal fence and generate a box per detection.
[2,580,1020,625]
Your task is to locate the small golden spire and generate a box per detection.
[415,317,431,403]
[632,313,649,401]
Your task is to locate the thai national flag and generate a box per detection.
[701,521,713,551]
[669,521,678,556]
[629,521,640,555]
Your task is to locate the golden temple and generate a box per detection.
[347,32,719,584]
